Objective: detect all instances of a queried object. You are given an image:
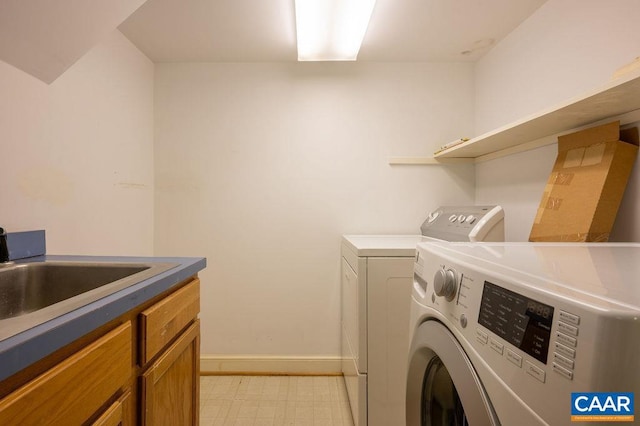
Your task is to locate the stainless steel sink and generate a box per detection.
[0,261,178,341]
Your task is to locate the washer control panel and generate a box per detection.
[478,281,554,364]
[412,242,640,426]
[413,244,585,389]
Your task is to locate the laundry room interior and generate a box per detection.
[1,0,639,425]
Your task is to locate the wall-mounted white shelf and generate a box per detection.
[434,67,640,159]
[389,106,640,165]
[388,157,474,165]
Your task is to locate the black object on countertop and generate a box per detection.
[0,228,9,262]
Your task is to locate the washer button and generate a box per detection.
[460,314,467,328]
[489,339,504,355]
[458,215,466,222]
[525,361,546,383]
[466,215,476,224]
[553,363,574,380]
[449,214,458,223]
[506,349,522,367]
[558,322,579,336]
[476,329,488,345]
[559,310,580,326]
[556,332,577,348]
[555,342,576,359]
[553,352,575,370]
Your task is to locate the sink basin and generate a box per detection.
[0,261,177,340]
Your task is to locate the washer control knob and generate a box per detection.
[433,268,457,301]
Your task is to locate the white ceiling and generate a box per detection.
[119,0,547,63]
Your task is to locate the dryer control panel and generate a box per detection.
[420,205,504,242]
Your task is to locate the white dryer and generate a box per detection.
[341,206,504,426]
[407,242,640,425]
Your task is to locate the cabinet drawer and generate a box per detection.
[0,322,132,425]
[139,278,200,365]
[92,390,131,426]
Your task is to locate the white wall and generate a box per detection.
[0,30,155,255]
[154,62,475,360]
[475,0,640,242]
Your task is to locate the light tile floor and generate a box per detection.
[199,375,355,426]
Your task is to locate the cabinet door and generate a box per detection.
[140,320,200,426]
[0,322,131,425]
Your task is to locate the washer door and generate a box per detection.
[406,320,499,426]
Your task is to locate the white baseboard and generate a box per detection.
[200,355,342,375]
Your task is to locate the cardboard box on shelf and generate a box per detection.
[529,121,638,242]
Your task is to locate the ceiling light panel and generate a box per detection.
[295,0,376,61]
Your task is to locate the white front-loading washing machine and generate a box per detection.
[341,206,504,426]
[407,241,640,425]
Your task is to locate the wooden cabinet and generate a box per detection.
[0,322,132,425]
[139,278,201,426]
[0,276,201,426]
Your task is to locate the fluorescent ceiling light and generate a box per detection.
[295,0,377,61]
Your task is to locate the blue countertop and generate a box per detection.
[0,253,206,382]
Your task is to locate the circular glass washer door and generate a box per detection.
[406,320,500,426]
